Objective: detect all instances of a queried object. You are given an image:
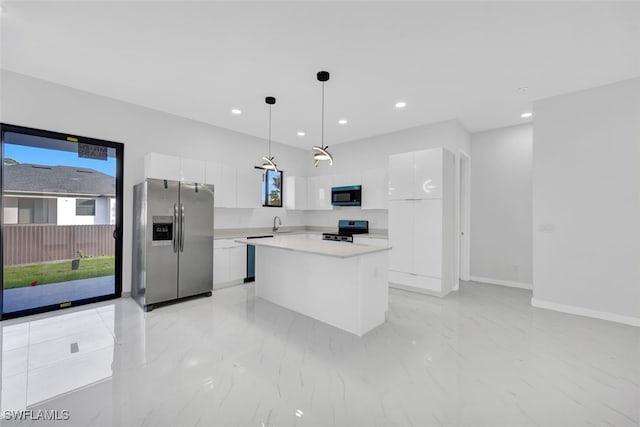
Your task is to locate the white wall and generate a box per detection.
[470,124,533,288]
[532,78,640,326]
[57,197,96,225]
[1,70,309,292]
[95,197,110,224]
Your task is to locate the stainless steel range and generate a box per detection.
[322,220,369,243]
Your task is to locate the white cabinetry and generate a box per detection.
[285,176,308,210]
[144,153,181,181]
[144,153,208,183]
[205,162,237,208]
[331,172,361,188]
[307,176,333,210]
[389,150,443,200]
[361,168,388,210]
[180,158,206,183]
[145,155,260,209]
[388,147,455,297]
[388,152,414,200]
[236,169,262,208]
[413,149,443,199]
[214,239,246,289]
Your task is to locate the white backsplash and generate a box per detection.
[214,207,306,229]
[214,207,387,231]
[304,208,388,230]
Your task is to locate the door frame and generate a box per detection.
[458,149,471,282]
[0,123,124,320]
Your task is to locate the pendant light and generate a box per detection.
[259,96,278,171]
[313,71,334,167]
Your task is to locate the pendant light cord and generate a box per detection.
[321,81,325,149]
[268,104,272,158]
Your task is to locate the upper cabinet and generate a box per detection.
[331,172,361,188]
[285,176,308,210]
[413,149,443,199]
[144,153,207,183]
[205,162,236,208]
[388,152,414,200]
[361,168,388,210]
[145,153,262,209]
[307,175,333,210]
[236,168,262,208]
[180,158,206,183]
[285,169,389,211]
[389,148,444,200]
[144,153,181,181]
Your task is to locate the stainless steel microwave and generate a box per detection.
[331,185,362,206]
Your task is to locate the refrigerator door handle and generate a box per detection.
[180,204,185,252]
[173,203,179,253]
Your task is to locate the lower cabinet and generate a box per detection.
[213,240,246,289]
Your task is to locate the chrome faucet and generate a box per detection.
[273,216,282,232]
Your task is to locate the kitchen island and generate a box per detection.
[235,236,390,336]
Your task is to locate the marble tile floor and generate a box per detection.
[0,281,638,427]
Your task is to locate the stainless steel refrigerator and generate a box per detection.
[132,178,214,311]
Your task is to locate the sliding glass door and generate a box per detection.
[1,124,124,319]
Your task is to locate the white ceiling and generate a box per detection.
[1,1,639,149]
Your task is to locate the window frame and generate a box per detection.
[262,169,283,208]
[75,198,96,216]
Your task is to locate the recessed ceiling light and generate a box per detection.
[231,108,242,115]
[517,86,529,93]
[338,119,348,125]
[395,102,407,109]
[297,131,305,137]
[521,112,532,118]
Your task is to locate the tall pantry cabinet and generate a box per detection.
[388,147,456,296]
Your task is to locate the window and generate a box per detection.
[76,199,96,216]
[262,170,283,207]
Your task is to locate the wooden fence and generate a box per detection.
[2,224,115,266]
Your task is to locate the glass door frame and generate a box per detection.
[0,123,124,320]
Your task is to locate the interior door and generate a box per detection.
[1,124,124,319]
[177,182,213,298]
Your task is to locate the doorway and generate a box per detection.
[459,151,471,282]
[1,124,124,319]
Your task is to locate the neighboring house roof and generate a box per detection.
[3,164,115,197]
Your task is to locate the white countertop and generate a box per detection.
[215,228,388,240]
[234,236,390,258]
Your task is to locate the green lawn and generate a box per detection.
[3,256,115,289]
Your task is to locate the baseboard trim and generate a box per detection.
[531,298,640,327]
[389,282,450,298]
[469,276,532,290]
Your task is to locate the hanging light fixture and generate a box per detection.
[313,71,334,167]
[259,96,278,171]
